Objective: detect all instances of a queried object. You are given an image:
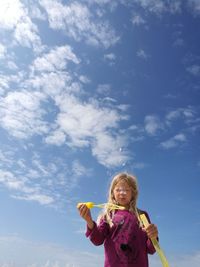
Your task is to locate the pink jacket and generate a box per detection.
[86,209,156,267]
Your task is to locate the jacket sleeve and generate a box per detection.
[139,209,157,255]
[146,211,158,254]
[85,219,109,246]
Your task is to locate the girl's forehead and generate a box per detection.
[115,180,129,187]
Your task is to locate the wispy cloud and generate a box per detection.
[160,133,186,149]
[132,0,182,15]
[0,148,91,207]
[187,0,200,15]
[48,94,130,168]
[31,45,80,73]
[39,0,120,48]
[0,0,43,52]
[97,84,112,95]
[0,91,48,139]
[0,168,54,205]
[172,26,185,47]
[79,75,91,84]
[131,14,146,26]
[104,53,116,65]
[0,31,130,173]
[166,107,196,125]
[136,49,150,60]
[144,115,163,135]
[143,106,199,151]
[0,0,25,30]
[187,64,200,76]
[0,43,6,59]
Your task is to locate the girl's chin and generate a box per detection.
[118,201,129,206]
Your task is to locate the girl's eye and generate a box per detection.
[115,188,130,193]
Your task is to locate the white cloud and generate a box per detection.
[103,53,116,65]
[187,64,200,76]
[136,49,149,60]
[55,95,120,141]
[97,84,111,95]
[133,162,147,169]
[14,17,42,51]
[92,132,130,168]
[7,60,18,70]
[0,146,93,207]
[45,130,66,146]
[40,0,119,48]
[132,0,182,15]
[174,133,187,141]
[168,1,182,14]
[0,91,48,139]
[0,0,43,52]
[46,94,130,168]
[104,53,116,60]
[0,150,13,167]
[133,0,166,14]
[0,169,54,205]
[29,4,46,21]
[166,107,195,124]
[0,151,79,208]
[163,93,178,100]
[173,37,184,47]
[0,73,25,95]
[72,160,90,177]
[0,75,10,95]
[166,109,182,121]
[0,44,18,71]
[160,133,186,149]
[0,0,24,29]
[85,0,117,7]
[31,45,80,73]
[187,0,200,15]
[144,115,163,135]
[27,71,72,97]
[131,14,146,26]
[13,193,54,205]
[0,46,130,170]
[0,170,25,190]
[0,43,6,58]
[79,75,91,84]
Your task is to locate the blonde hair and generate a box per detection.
[98,172,141,227]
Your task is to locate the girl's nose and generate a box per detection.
[119,189,127,195]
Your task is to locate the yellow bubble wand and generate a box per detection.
[140,213,170,267]
[77,201,125,210]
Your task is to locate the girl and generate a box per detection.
[77,172,158,267]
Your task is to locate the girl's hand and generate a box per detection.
[77,203,94,229]
[146,223,158,239]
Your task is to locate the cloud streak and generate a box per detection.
[160,133,186,149]
[0,91,48,139]
[39,0,120,48]
[0,0,43,52]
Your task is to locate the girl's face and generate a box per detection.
[113,180,132,209]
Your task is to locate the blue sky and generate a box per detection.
[0,0,200,266]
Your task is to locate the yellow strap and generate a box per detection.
[140,214,170,267]
[77,202,125,210]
